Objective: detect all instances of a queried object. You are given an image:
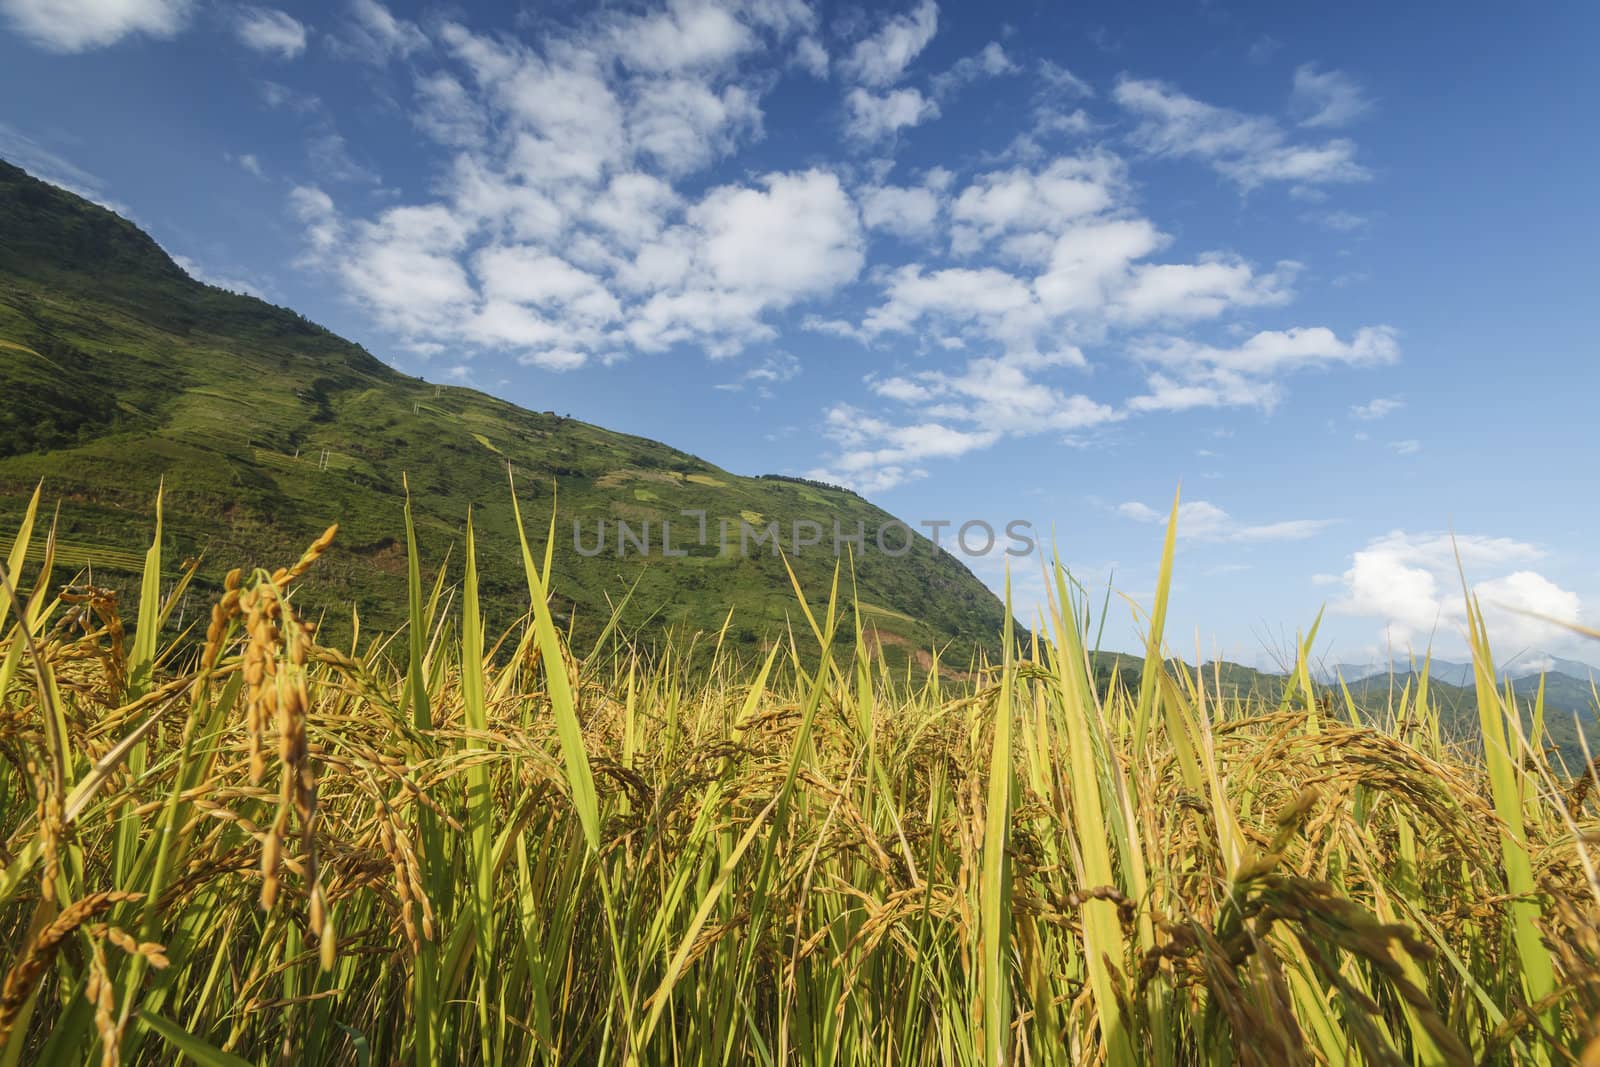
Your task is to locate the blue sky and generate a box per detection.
[3,0,1596,668]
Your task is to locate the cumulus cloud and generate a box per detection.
[858,173,947,240]
[859,265,1059,363]
[803,117,1393,489]
[296,167,861,367]
[837,0,938,87]
[1118,499,1334,542]
[288,184,340,254]
[842,155,1305,370]
[1333,531,1585,653]
[949,156,1122,257]
[1,0,191,51]
[286,4,861,369]
[257,0,1395,492]
[1114,75,1369,189]
[605,0,758,73]
[844,87,939,143]
[678,169,864,304]
[234,6,306,59]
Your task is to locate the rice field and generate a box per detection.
[0,484,1596,1065]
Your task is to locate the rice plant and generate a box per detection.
[0,482,1595,1065]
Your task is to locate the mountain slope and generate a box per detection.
[0,159,1008,662]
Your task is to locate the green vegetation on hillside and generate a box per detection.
[0,159,1007,666]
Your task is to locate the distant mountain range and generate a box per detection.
[1313,652,1599,688]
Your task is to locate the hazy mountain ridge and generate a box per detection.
[1314,652,1599,688]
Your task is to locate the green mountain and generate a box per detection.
[0,159,1008,663]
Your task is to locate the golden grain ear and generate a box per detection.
[0,484,1589,1066]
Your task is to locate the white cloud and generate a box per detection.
[793,35,828,77]
[846,158,1302,373]
[1117,499,1333,542]
[258,79,320,112]
[288,184,340,253]
[1032,216,1163,311]
[473,245,620,322]
[306,128,378,184]
[172,254,266,298]
[339,204,478,337]
[1350,396,1402,420]
[255,75,378,184]
[631,79,763,173]
[875,357,1120,434]
[718,350,801,395]
[812,339,1123,491]
[685,169,864,303]
[817,140,1366,489]
[1128,326,1399,412]
[606,0,757,73]
[949,155,1122,257]
[1389,438,1421,455]
[1333,531,1585,653]
[1111,256,1295,322]
[296,165,861,366]
[413,72,487,147]
[227,151,265,177]
[288,4,849,367]
[837,0,938,87]
[1114,76,1369,189]
[808,404,1001,493]
[1,0,191,51]
[234,6,306,59]
[1291,65,1373,128]
[858,184,937,240]
[860,265,1060,364]
[930,41,1016,99]
[259,0,1405,498]
[1038,60,1093,98]
[1476,572,1584,652]
[336,0,426,65]
[844,87,939,143]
